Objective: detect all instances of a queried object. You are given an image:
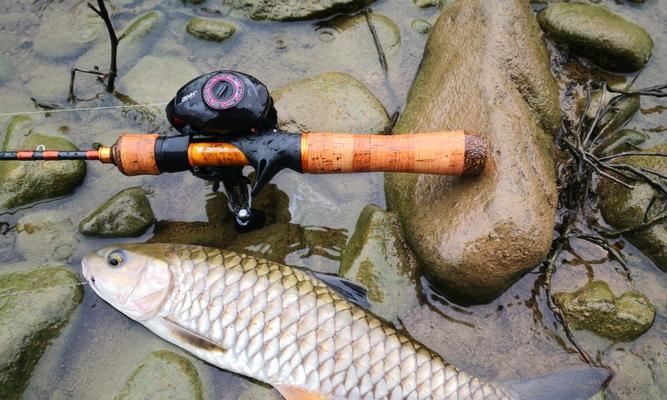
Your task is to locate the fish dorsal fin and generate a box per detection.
[310,271,371,309]
[275,385,329,400]
[162,317,226,353]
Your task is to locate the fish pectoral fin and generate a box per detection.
[275,385,330,400]
[162,317,227,353]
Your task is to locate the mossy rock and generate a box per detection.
[339,204,419,323]
[0,134,86,211]
[537,3,653,72]
[116,350,204,400]
[594,129,648,157]
[229,0,374,21]
[597,144,667,271]
[186,17,236,42]
[554,281,655,341]
[0,267,83,400]
[79,187,156,237]
[584,89,640,137]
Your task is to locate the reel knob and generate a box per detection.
[202,72,245,110]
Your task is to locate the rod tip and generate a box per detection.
[462,131,488,177]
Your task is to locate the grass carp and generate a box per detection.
[82,244,609,400]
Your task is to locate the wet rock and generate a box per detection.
[15,211,79,264]
[116,350,204,400]
[33,5,100,59]
[228,223,301,263]
[122,11,163,41]
[410,19,432,34]
[584,89,640,137]
[119,55,200,104]
[537,3,654,72]
[0,134,86,210]
[339,204,419,323]
[0,55,14,83]
[0,267,83,399]
[150,220,237,249]
[413,0,440,7]
[230,0,374,21]
[598,144,667,271]
[554,280,655,341]
[26,65,71,104]
[606,336,666,399]
[79,187,156,237]
[594,129,648,157]
[272,72,390,133]
[186,17,236,42]
[385,0,560,302]
[238,382,282,400]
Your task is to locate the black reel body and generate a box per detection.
[165,70,281,231]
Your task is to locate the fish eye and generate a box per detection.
[106,250,125,267]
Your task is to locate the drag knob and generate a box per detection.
[202,72,245,110]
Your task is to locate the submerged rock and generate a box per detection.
[0,267,83,400]
[119,55,200,104]
[33,5,100,59]
[339,204,419,323]
[79,187,156,237]
[238,382,282,400]
[385,0,560,302]
[594,129,648,157]
[0,134,86,211]
[186,17,236,42]
[554,280,655,341]
[272,72,390,133]
[26,65,71,104]
[537,3,653,72]
[15,211,79,264]
[598,144,667,271]
[584,89,640,136]
[0,55,14,82]
[116,350,204,400]
[410,19,432,34]
[228,223,301,263]
[230,0,374,21]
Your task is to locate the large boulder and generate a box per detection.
[0,131,86,211]
[116,351,204,400]
[79,187,156,237]
[229,0,374,21]
[339,204,420,323]
[598,144,667,271]
[0,267,83,400]
[385,0,559,303]
[537,3,653,72]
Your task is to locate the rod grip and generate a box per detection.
[300,131,487,176]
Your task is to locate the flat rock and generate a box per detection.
[339,204,419,323]
[229,0,374,21]
[598,144,667,271]
[385,0,560,303]
[0,267,83,400]
[0,132,86,211]
[554,280,655,341]
[79,187,156,237]
[537,3,653,72]
[116,350,204,400]
[186,17,236,42]
[32,4,100,59]
[15,211,79,264]
[0,55,14,83]
[119,55,200,104]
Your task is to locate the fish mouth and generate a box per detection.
[81,258,96,286]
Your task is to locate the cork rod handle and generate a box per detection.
[301,131,487,176]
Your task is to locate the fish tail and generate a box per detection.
[505,367,612,400]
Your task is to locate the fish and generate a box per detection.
[82,243,610,400]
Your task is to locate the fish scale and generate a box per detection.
[153,245,514,400]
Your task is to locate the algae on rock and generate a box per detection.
[554,280,655,341]
[116,350,204,400]
[230,0,375,21]
[0,267,83,400]
[186,17,236,42]
[385,0,560,303]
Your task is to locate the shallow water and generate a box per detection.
[0,0,665,399]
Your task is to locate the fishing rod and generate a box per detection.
[0,71,488,231]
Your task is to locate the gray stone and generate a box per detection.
[33,4,100,59]
[385,0,560,303]
[554,280,655,341]
[116,350,204,400]
[413,0,441,7]
[186,17,236,42]
[272,71,390,134]
[0,133,86,211]
[339,204,420,323]
[0,55,15,83]
[79,187,156,237]
[25,65,71,104]
[598,144,667,271]
[0,267,83,400]
[118,55,200,104]
[410,19,432,34]
[15,211,79,264]
[230,0,374,21]
[537,3,654,72]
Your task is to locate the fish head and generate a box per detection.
[82,244,173,320]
